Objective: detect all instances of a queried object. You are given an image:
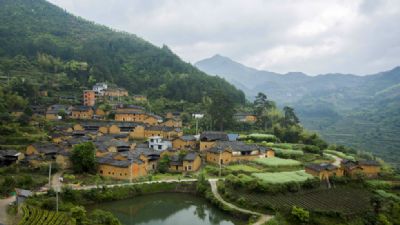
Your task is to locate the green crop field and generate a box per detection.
[254,157,301,167]
[226,186,372,215]
[273,148,304,157]
[226,164,261,172]
[252,170,313,184]
[324,150,355,160]
[18,205,72,225]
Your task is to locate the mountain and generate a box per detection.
[0,0,245,104]
[196,55,400,166]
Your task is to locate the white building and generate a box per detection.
[148,136,172,151]
[93,83,108,96]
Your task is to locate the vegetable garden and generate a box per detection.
[252,170,314,184]
[18,205,72,225]
[225,186,373,215]
[254,157,301,167]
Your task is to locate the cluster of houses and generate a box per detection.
[305,159,381,180]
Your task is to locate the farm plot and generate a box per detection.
[324,150,355,160]
[254,157,301,167]
[252,170,313,184]
[226,164,261,173]
[273,148,304,157]
[18,205,72,225]
[230,186,372,215]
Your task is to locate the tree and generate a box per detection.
[291,206,309,223]
[254,92,275,130]
[376,214,393,225]
[70,206,87,225]
[89,209,121,225]
[157,155,170,173]
[208,91,235,131]
[283,106,300,127]
[71,142,97,174]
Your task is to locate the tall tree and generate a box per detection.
[71,142,97,174]
[208,91,235,131]
[283,106,300,127]
[254,92,275,130]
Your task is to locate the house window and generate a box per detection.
[188,166,192,171]
[100,170,103,174]
[176,166,179,170]
[120,173,122,176]
[158,145,162,150]
[108,172,111,175]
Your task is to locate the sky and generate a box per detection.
[47,0,400,75]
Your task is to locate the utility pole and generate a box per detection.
[48,162,52,189]
[56,191,59,212]
[219,151,222,177]
[130,158,133,183]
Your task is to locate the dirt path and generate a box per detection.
[209,179,273,225]
[0,195,15,225]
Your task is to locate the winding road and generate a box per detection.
[0,196,15,225]
[209,179,273,225]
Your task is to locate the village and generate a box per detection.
[2,82,381,187]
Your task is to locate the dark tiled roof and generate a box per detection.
[97,153,143,168]
[200,131,228,141]
[31,143,62,154]
[306,163,337,172]
[179,135,196,141]
[358,160,380,166]
[183,152,198,161]
[72,105,93,112]
[0,150,20,157]
[208,141,260,153]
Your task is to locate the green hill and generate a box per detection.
[0,0,245,104]
[196,55,400,167]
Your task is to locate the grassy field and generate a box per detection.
[225,186,372,215]
[252,170,313,184]
[254,157,301,167]
[324,150,355,160]
[273,148,304,157]
[226,164,261,172]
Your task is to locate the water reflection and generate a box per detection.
[88,193,244,225]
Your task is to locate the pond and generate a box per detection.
[87,193,245,225]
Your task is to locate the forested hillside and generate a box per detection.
[196,55,400,167]
[0,0,245,104]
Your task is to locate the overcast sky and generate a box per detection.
[48,0,400,75]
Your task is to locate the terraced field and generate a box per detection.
[18,205,72,225]
[227,186,372,215]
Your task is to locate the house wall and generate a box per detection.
[183,156,201,171]
[98,163,146,180]
[26,146,38,155]
[172,139,197,150]
[266,150,275,158]
[200,141,216,151]
[83,90,96,107]
[115,113,146,122]
[71,110,94,120]
[206,151,232,164]
[45,114,58,120]
[109,125,121,134]
[56,155,71,169]
[73,124,84,131]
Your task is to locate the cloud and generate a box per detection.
[48,0,400,75]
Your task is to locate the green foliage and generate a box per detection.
[291,206,310,223]
[252,171,314,184]
[71,142,97,174]
[157,155,170,173]
[89,209,121,225]
[18,205,72,225]
[207,90,235,131]
[0,0,245,104]
[253,157,302,167]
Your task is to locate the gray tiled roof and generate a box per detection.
[200,131,228,141]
